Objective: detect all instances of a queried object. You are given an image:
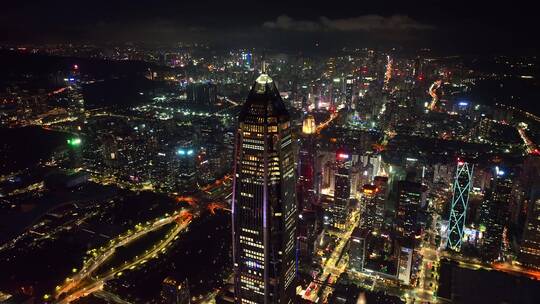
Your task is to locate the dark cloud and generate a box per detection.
[263,15,434,32]
[0,0,537,53]
[263,15,322,32]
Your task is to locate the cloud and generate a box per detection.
[263,15,434,32]
[263,15,321,31]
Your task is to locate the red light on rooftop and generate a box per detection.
[337,153,349,160]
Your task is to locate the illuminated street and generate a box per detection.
[55,210,193,303]
[302,210,359,303]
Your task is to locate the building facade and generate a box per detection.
[446,160,474,251]
[395,181,423,240]
[328,150,351,230]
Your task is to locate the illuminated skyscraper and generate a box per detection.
[175,141,196,192]
[345,75,355,108]
[480,167,512,261]
[395,180,423,240]
[327,150,351,229]
[383,55,393,91]
[231,72,297,304]
[301,114,316,135]
[361,184,384,231]
[519,157,540,269]
[446,160,474,251]
[520,186,540,269]
[298,114,317,211]
[349,227,368,272]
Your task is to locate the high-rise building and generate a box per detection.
[345,75,355,108]
[360,184,376,227]
[231,72,297,304]
[395,181,423,240]
[349,227,368,272]
[519,157,540,269]
[327,150,351,229]
[301,114,316,135]
[241,51,253,68]
[331,77,344,108]
[520,186,540,269]
[373,176,389,198]
[397,245,413,285]
[479,167,512,261]
[412,57,421,78]
[361,184,385,231]
[175,142,197,192]
[383,55,393,91]
[297,210,319,262]
[446,160,474,251]
[298,115,317,211]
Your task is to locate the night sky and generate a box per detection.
[1,0,538,53]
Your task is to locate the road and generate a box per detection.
[406,246,440,304]
[94,290,133,304]
[492,262,540,280]
[517,126,540,155]
[405,210,442,304]
[302,210,359,303]
[55,210,193,303]
[315,111,338,134]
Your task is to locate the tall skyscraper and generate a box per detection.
[327,150,351,230]
[397,246,413,285]
[345,75,355,108]
[446,160,474,251]
[520,186,540,269]
[361,184,384,231]
[349,227,368,272]
[231,72,297,304]
[395,180,423,240]
[479,167,512,261]
[298,115,317,211]
[175,141,197,193]
[519,156,540,269]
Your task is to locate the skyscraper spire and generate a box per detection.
[261,52,268,74]
[261,59,267,74]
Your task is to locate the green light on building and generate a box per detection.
[67,138,82,146]
[479,224,486,232]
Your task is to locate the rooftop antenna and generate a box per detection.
[261,53,267,74]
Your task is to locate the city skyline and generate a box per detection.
[1,3,540,304]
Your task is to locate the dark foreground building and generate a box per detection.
[231,72,297,304]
